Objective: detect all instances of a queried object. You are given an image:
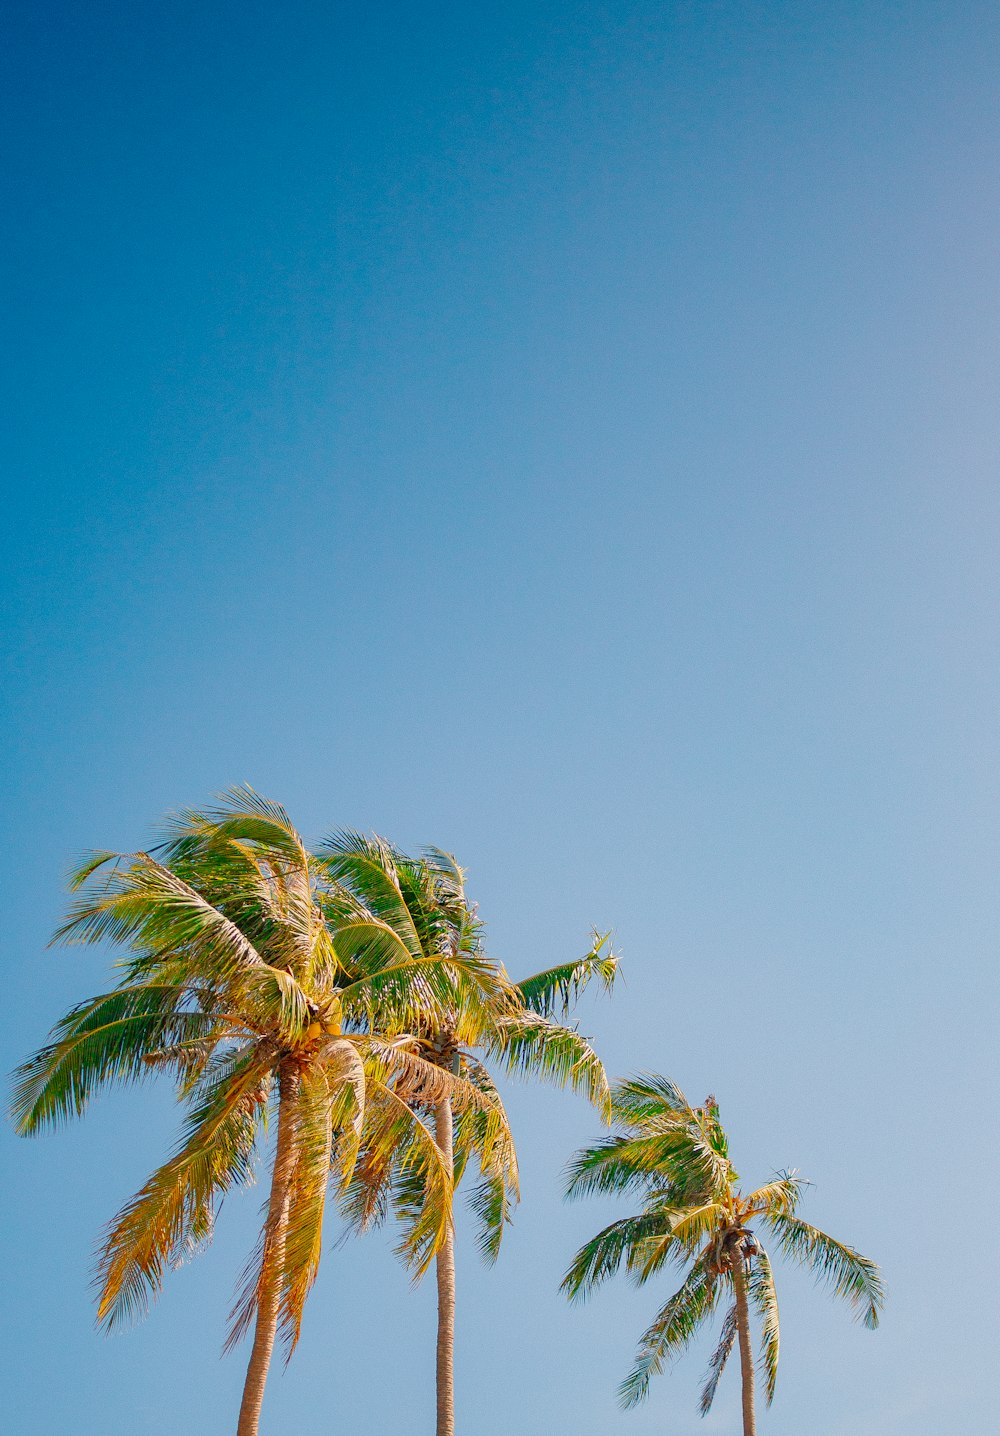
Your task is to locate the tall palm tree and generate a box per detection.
[319,834,618,1436]
[562,1075,884,1435]
[11,790,500,1436]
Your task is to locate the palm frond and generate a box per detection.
[275,1065,339,1355]
[565,1124,727,1206]
[618,1261,718,1407]
[746,1170,806,1218]
[321,1039,367,1188]
[750,1243,780,1403]
[338,943,502,1032]
[362,1080,453,1276]
[96,1050,267,1329]
[467,1171,512,1264]
[627,1203,727,1282]
[563,1133,656,1201]
[514,932,619,1019]
[454,1058,518,1260]
[768,1213,884,1328]
[585,1076,735,1200]
[363,1039,498,1119]
[611,1073,692,1123]
[210,785,298,831]
[316,831,423,961]
[66,850,120,891]
[699,1303,737,1414]
[485,1013,611,1117]
[418,846,466,892]
[54,855,310,1033]
[561,1214,666,1301]
[10,985,215,1132]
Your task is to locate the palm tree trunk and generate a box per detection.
[236,1067,299,1436]
[434,1095,456,1436]
[731,1248,757,1436]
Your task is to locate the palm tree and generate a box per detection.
[11,790,500,1436]
[562,1075,884,1435]
[319,834,618,1436]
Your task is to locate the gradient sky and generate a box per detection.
[3,3,998,1432]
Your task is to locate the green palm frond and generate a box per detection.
[618,1262,718,1408]
[663,1126,733,1200]
[750,1243,780,1403]
[514,932,618,1019]
[565,1124,726,1206]
[158,787,309,870]
[316,831,424,961]
[485,1012,611,1117]
[209,784,299,832]
[611,1073,692,1123]
[363,1080,453,1276]
[55,853,255,960]
[467,1171,511,1264]
[418,846,466,892]
[581,1075,735,1200]
[66,850,121,890]
[768,1213,883,1328]
[699,1303,737,1414]
[331,913,421,975]
[339,945,502,1032]
[563,1133,655,1200]
[10,984,214,1133]
[204,789,308,865]
[561,1214,666,1300]
[451,1058,518,1261]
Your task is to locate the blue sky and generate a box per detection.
[3,2,998,1431]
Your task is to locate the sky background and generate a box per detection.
[2,2,998,1431]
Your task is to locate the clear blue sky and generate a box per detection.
[3,2,997,1432]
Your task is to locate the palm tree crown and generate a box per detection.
[321,833,617,1260]
[562,1075,883,1431]
[11,790,504,1436]
[317,833,618,1436]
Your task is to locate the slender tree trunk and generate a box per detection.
[434,1095,456,1436]
[731,1247,757,1436]
[236,1067,299,1436]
